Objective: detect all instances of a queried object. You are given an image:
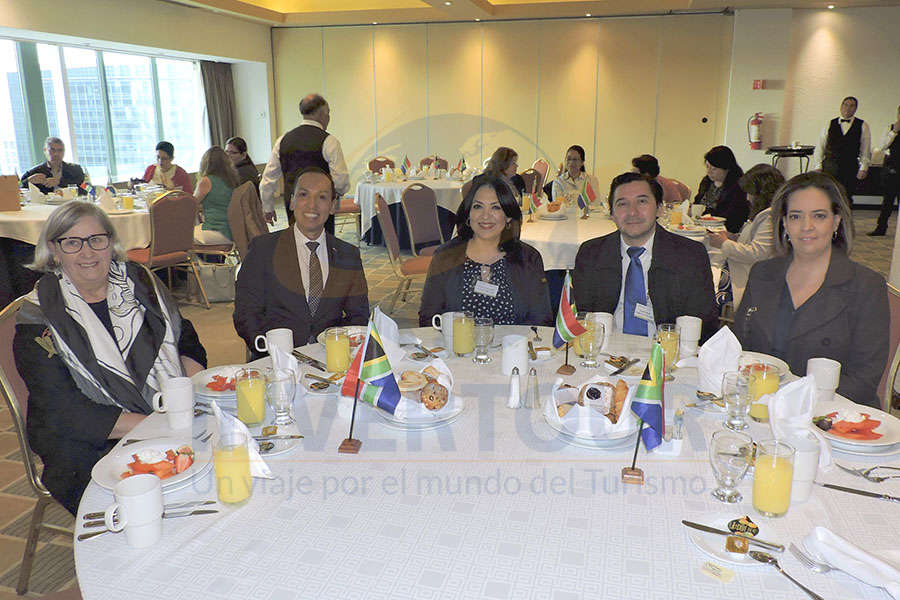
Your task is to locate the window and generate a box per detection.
[0,40,28,175]
[157,58,208,174]
[103,52,157,180]
[64,47,109,183]
[37,44,73,154]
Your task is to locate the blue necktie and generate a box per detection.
[623,246,648,336]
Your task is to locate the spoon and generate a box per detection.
[77,529,110,542]
[748,551,824,599]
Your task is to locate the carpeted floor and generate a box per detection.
[0,208,894,598]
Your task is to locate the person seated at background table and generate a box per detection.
[574,172,718,342]
[483,147,526,200]
[234,167,369,357]
[418,176,552,328]
[21,136,85,194]
[631,154,691,207]
[225,136,261,192]
[12,201,207,514]
[707,164,783,307]
[551,145,589,202]
[733,171,888,409]
[693,145,748,234]
[194,146,239,244]
[142,141,194,194]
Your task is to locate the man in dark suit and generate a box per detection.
[234,167,369,358]
[573,172,718,342]
[813,96,871,205]
[21,136,85,194]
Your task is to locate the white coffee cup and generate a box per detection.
[594,312,614,352]
[104,474,163,548]
[152,377,193,430]
[432,312,460,350]
[690,205,705,218]
[790,433,820,503]
[254,328,294,355]
[501,334,529,378]
[806,357,841,402]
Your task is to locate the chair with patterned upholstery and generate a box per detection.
[126,191,210,308]
[400,183,443,257]
[368,156,395,173]
[376,195,432,314]
[0,297,73,595]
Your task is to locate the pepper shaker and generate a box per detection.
[523,367,540,409]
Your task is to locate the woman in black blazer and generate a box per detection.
[418,176,552,327]
[694,145,748,234]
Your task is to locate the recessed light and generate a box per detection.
[444,1,452,5]
[827,4,834,7]
[372,21,377,24]
[474,18,480,21]
[586,12,592,16]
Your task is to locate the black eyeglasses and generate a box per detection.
[54,233,112,254]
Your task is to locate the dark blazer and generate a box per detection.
[573,225,719,342]
[21,161,86,194]
[694,177,749,234]
[234,228,369,355]
[418,237,553,327]
[732,250,888,409]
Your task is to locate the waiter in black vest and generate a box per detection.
[260,94,350,230]
[870,105,900,236]
[813,96,871,205]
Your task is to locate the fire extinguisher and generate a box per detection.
[747,113,763,150]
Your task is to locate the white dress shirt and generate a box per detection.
[614,232,656,338]
[812,116,872,171]
[260,119,350,214]
[292,226,330,301]
[875,124,899,157]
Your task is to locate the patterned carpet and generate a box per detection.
[0,208,893,598]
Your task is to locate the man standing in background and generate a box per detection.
[813,96,871,205]
[259,94,349,229]
[869,105,900,236]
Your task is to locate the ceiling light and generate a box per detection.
[474,18,480,21]
[586,12,592,16]
[827,4,834,7]
[372,21,377,24]
[444,1,452,5]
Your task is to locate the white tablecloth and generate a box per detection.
[75,329,899,600]
[355,179,465,237]
[519,211,618,271]
[0,203,151,250]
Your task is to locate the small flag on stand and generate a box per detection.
[340,321,401,414]
[552,272,587,349]
[577,179,596,210]
[456,157,466,173]
[631,343,666,451]
[401,155,411,175]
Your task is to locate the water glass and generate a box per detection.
[709,430,752,503]
[655,323,680,381]
[579,317,605,368]
[266,367,297,426]
[473,317,494,364]
[722,371,750,431]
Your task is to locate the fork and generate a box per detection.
[836,463,900,483]
[530,326,542,342]
[790,543,834,574]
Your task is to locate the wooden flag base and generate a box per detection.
[556,364,575,375]
[338,438,362,454]
[621,467,644,485]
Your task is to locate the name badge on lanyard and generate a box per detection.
[633,302,653,322]
[474,280,499,297]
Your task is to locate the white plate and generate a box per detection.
[253,424,303,457]
[92,437,213,491]
[192,365,243,401]
[545,419,639,450]
[301,377,341,395]
[738,351,791,378]
[406,348,450,362]
[696,215,727,224]
[829,441,900,457]
[375,399,465,431]
[685,514,771,567]
[315,325,368,350]
[813,399,900,449]
[538,212,568,221]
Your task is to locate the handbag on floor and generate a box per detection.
[188,258,237,303]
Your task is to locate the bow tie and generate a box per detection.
[840,118,852,123]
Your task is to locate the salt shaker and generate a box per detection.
[506,367,521,408]
[523,367,540,409]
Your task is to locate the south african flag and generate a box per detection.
[552,272,587,349]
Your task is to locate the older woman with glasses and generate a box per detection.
[13,201,207,514]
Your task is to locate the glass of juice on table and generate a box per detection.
[324,327,351,374]
[235,368,267,426]
[748,363,779,422]
[655,323,680,381]
[453,312,475,356]
[579,315,605,368]
[753,440,794,518]
[214,431,251,506]
[572,313,589,357]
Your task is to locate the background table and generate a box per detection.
[75,329,898,599]
[0,203,150,249]
[520,210,617,271]
[355,179,464,248]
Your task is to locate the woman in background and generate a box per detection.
[694,145,747,233]
[551,145,589,203]
[142,141,193,194]
[483,147,525,201]
[194,146,240,244]
[225,136,260,191]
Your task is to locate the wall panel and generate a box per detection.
[272,28,323,137]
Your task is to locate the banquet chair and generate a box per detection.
[531,159,550,182]
[879,283,900,412]
[225,181,267,261]
[334,194,362,246]
[126,191,210,309]
[419,157,434,169]
[400,183,443,257]
[368,156,395,173]
[0,297,74,596]
[376,195,432,314]
[519,168,544,199]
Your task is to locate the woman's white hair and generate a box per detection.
[30,201,126,272]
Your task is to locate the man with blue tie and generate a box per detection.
[573,172,718,343]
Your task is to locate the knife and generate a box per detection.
[292,350,327,372]
[414,344,438,359]
[817,482,900,503]
[83,500,216,521]
[252,434,304,441]
[681,520,785,552]
[610,358,640,376]
[83,508,219,528]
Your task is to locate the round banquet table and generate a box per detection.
[75,328,899,600]
[0,202,151,249]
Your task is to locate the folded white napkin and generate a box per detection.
[98,190,116,211]
[372,306,409,366]
[680,198,691,220]
[28,183,44,204]
[697,327,741,394]
[270,344,300,380]
[769,375,832,471]
[548,376,636,437]
[210,402,273,479]
[803,527,900,598]
[394,358,458,419]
